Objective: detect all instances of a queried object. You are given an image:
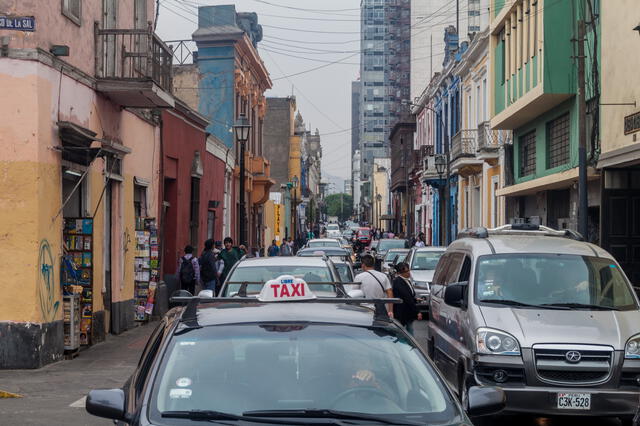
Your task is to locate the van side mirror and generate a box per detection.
[444,282,468,308]
[85,389,128,421]
[467,386,506,416]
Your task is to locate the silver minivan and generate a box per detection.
[427,224,640,423]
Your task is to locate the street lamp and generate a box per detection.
[291,175,299,243]
[233,113,251,246]
[376,193,382,231]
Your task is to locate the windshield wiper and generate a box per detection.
[540,302,620,311]
[162,410,319,424]
[480,299,569,310]
[243,409,422,425]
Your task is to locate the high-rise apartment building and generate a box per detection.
[358,0,411,209]
[351,81,361,156]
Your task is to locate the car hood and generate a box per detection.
[410,270,435,284]
[478,306,640,349]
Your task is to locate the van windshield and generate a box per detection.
[475,254,637,310]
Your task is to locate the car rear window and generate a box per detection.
[150,324,456,424]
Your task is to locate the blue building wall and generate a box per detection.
[196,45,236,148]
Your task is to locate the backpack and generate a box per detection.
[199,252,215,282]
[180,256,196,283]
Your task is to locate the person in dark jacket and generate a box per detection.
[392,262,422,335]
[199,239,217,292]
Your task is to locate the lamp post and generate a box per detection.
[434,154,448,246]
[291,175,299,243]
[376,193,382,230]
[233,113,251,246]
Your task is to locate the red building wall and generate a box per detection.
[160,109,211,276]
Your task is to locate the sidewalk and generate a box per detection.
[0,322,157,425]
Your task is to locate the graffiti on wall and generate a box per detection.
[38,239,59,322]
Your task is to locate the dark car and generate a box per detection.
[86,281,505,425]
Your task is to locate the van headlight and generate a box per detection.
[476,328,521,356]
[625,334,640,359]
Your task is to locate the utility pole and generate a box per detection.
[456,0,459,36]
[577,20,588,238]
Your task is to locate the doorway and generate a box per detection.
[601,169,640,286]
[103,181,113,334]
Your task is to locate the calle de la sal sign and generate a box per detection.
[0,16,35,31]
[624,111,640,135]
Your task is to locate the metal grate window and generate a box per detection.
[519,131,536,177]
[547,113,570,168]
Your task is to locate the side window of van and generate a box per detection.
[445,253,466,285]
[432,253,451,285]
[458,256,472,283]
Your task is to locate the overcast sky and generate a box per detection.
[156,0,360,182]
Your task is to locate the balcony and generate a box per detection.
[477,121,513,162]
[94,24,174,108]
[450,129,482,176]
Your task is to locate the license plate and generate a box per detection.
[557,393,591,410]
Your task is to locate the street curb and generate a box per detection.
[0,390,23,398]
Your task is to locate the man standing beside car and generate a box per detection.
[392,262,421,335]
[354,254,394,316]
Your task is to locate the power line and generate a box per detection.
[252,0,360,14]
[261,23,360,34]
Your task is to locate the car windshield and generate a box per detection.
[378,240,407,251]
[358,229,371,236]
[411,251,443,270]
[334,263,352,282]
[308,240,341,248]
[327,224,339,230]
[384,251,408,262]
[224,266,334,296]
[150,324,456,423]
[475,254,637,310]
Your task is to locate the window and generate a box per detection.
[519,131,536,177]
[62,0,82,25]
[134,184,147,225]
[444,253,465,284]
[190,177,200,248]
[547,113,570,168]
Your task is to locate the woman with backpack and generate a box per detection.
[177,245,200,295]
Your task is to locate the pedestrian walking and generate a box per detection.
[267,240,280,257]
[353,254,393,316]
[218,237,243,284]
[177,245,200,295]
[392,262,421,335]
[415,233,426,248]
[280,238,292,256]
[199,239,217,292]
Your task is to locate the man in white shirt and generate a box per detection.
[354,254,394,316]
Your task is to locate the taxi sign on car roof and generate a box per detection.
[258,275,317,302]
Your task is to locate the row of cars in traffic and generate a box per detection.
[85,223,640,425]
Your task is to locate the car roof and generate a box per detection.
[234,257,331,267]
[413,246,446,252]
[449,235,610,258]
[309,238,340,242]
[179,302,380,329]
[387,248,410,252]
[297,247,348,256]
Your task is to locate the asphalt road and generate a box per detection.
[412,319,627,426]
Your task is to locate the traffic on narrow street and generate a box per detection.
[2,0,640,425]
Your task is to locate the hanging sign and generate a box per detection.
[0,16,35,31]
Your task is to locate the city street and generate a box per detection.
[0,323,156,425]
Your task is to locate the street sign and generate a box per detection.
[0,16,35,31]
[274,204,281,241]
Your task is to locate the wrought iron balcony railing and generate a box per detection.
[477,121,512,151]
[95,23,172,92]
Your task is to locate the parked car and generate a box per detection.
[374,239,409,270]
[406,247,446,312]
[356,227,372,246]
[381,248,410,275]
[428,224,640,423]
[220,257,340,297]
[86,279,505,425]
[326,223,341,238]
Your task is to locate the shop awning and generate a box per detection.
[496,167,599,197]
[57,121,104,166]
